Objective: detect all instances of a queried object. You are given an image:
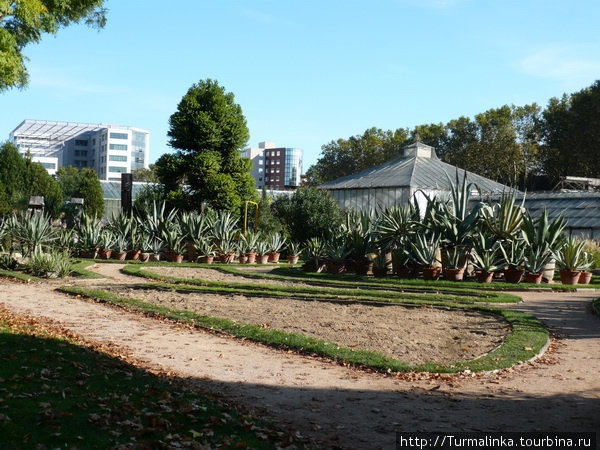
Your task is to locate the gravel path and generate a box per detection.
[0,265,598,449]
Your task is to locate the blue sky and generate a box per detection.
[1,0,599,169]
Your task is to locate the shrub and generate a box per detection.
[582,240,600,269]
[27,251,73,278]
[0,253,20,270]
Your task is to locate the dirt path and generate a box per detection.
[0,268,599,449]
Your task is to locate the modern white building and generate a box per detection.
[240,141,303,190]
[9,120,150,181]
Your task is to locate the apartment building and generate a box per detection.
[240,141,303,190]
[9,120,149,180]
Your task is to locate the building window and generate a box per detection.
[109,155,128,162]
[258,168,263,173]
[109,166,127,173]
[41,162,56,170]
[258,159,263,165]
[265,177,269,182]
[109,132,128,140]
[74,150,80,156]
[75,139,88,146]
[276,151,280,156]
[109,144,128,151]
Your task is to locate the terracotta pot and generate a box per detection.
[422,266,441,281]
[475,271,494,283]
[112,251,127,260]
[302,261,324,272]
[198,255,214,264]
[239,254,248,264]
[219,254,233,263]
[98,249,111,260]
[162,250,175,262]
[245,252,256,264]
[326,261,346,274]
[186,251,198,263]
[126,249,141,261]
[149,253,160,262]
[257,254,270,264]
[372,266,388,277]
[443,267,465,282]
[503,268,524,284]
[560,269,581,285]
[287,255,299,264]
[578,271,593,285]
[173,254,184,263]
[524,272,543,284]
[139,252,150,262]
[268,252,281,263]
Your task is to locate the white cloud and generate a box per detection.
[516,45,600,87]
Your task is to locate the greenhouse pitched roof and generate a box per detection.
[320,143,510,194]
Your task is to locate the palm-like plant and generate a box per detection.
[471,232,501,273]
[241,232,260,254]
[302,237,326,270]
[12,212,57,257]
[324,235,350,264]
[161,229,186,256]
[268,233,286,254]
[287,241,302,257]
[498,239,526,270]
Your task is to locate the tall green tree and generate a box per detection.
[24,159,62,217]
[56,166,104,217]
[0,141,26,214]
[162,78,257,211]
[0,0,106,91]
[272,187,343,243]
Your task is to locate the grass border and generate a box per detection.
[0,269,39,283]
[58,285,548,374]
[122,265,522,304]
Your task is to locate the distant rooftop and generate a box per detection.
[321,142,509,194]
[10,119,148,141]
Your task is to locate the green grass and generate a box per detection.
[58,285,549,374]
[270,267,596,291]
[70,260,106,279]
[0,269,39,283]
[122,265,522,304]
[0,314,302,449]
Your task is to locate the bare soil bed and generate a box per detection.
[104,284,509,366]
[144,266,314,288]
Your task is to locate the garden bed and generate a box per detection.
[102,285,509,366]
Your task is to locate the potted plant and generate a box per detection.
[217,238,236,263]
[578,252,594,285]
[523,247,550,284]
[371,249,391,277]
[112,234,128,260]
[237,239,249,264]
[441,246,468,281]
[287,241,302,264]
[391,244,415,279]
[302,237,325,272]
[139,236,152,262]
[521,210,566,283]
[98,229,114,260]
[256,240,270,264]
[499,239,525,284]
[471,232,500,283]
[268,233,286,263]
[148,238,163,262]
[162,229,186,263]
[554,237,585,285]
[196,237,215,264]
[126,233,142,261]
[325,236,350,274]
[241,232,259,264]
[409,234,441,281]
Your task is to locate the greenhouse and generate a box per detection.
[320,142,510,212]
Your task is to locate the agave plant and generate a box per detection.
[523,246,551,275]
[240,232,260,254]
[56,228,76,254]
[498,239,526,270]
[324,235,350,264]
[255,240,270,257]
[99,229,115,251]
[553,237,586,271]
[287,241,302,257]
[409,233,441,268]
[268,233,286,254]
[481,191,526,241]
[302,237,326,271]
[11,212,57,257]
[137,201,179,242]
[213,211,239,244]
[161,229,187,256]
[75,214,102,254]
[471,232,501,273]
[375,205,418,250]
[521,210,566,255]
[27,250,73,278]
